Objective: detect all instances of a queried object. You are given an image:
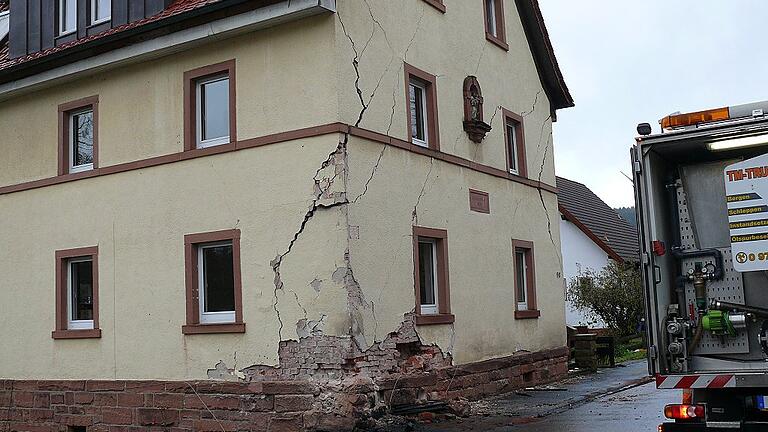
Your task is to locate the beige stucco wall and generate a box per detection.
[0,14,338,187]
[0,135,353,380]
[334,0,556,186]
[0,0,566,379]
[336,0,565,363]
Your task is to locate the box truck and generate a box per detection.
[634,102,768,431]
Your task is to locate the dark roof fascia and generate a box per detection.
[559,203,625,263]
[514,0,574,113]
[0,0,283,85]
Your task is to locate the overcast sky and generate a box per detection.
[539,1,768,207]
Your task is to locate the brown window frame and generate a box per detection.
[183,59,238,152]
[503,108,527,178]
[421,0,446,13]
[412,227,454,325]
[58,96,99,176]
[512,239,540,319]
[483,0,508,51]
[183,229,245,334]
[52,246,101,339]
[405,63,441,151]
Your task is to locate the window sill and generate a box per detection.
[182,323,246,334]
[415,314,455,325]
[421,0,446,13]
[514,310,541,320]
[52,329,102,339]
[486,33,510,51]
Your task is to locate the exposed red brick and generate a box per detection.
[274,395,313,413]
[274,414,308,432]
[240,395,274,412]
[261,382,318,395]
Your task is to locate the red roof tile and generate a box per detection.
[0,0,224,72]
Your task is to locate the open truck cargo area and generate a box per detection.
[635,102,768,430]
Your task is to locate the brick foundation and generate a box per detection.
[0,347,568,431]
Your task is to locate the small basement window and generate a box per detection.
[58,0,77,36]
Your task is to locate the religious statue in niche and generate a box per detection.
[462,76,492,143]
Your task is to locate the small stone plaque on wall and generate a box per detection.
[469,189,490,214]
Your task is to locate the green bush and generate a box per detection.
[567,261,644,338]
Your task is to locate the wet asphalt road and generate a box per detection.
[423,365,680,432]
[510,382,675,432]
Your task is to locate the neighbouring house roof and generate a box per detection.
[557,176,639,263]
[514,0,573,112]
[0,0,574,113]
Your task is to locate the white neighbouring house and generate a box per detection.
[557,177,639,327]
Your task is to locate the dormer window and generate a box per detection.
[91,0,111,25]
[58,0,77,36]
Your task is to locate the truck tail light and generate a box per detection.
[664,404,705,420]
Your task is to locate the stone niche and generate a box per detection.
[462,76,492,143]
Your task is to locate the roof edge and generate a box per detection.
[514,0,574,112]
[559,203,624,263]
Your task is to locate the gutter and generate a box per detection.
[0,0,336,100]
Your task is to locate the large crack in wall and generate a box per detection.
[233,0,559,400]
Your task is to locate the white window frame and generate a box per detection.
[507,121,519,175]
[409,80,429,148]
[515,249,529,311]
[418,238,439,315]
[58,0,77,36]
[195,75,231,149]
[67,257,94,330]
[68,107,94,174]
[486,0,498,37]
[198,241,236,324]
[90,0,112,25]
